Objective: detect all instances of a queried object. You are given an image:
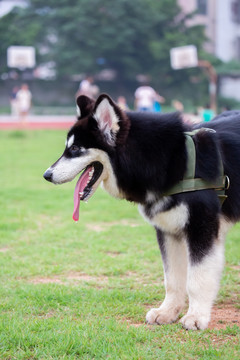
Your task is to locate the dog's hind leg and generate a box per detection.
[146,230,187,325]
[180,217,230,330]
[180,241,225,330]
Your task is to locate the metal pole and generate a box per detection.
[198,60,217,113]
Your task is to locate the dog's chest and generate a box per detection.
[139,198,189,234]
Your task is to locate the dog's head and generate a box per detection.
[43,94,130,221]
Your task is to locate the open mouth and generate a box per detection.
[73,161,103,221]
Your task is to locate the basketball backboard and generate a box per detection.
[170,45,198,70]
[7,46,36,69]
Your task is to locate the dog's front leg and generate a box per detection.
[146,230,187,325]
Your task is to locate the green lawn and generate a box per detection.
[0,130,239,359]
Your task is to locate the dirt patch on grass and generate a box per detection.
[209,304,240,329]
[0,247,9,253]
[29,272,109,285]
[124,319,145,328]
[29,271,161,289]
[229,265,240,277]
[230,264,240,270]
[210,333,239,346]
[30,277,63,284]
[37,311,55,319]
[106,251,123,258]
[65,271,109,283]
[86,220,141,232]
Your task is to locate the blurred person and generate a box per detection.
[221,105,231,112]
[16,84,32,123]
[172,99,184,113]
[117,96,129,111]
[201,104,215,122]
[153,94,165,113]
[134,85,164,112]
[182,112,201,125]
[76,75,99,99]
[9,86,19,116]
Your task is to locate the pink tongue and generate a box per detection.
[73,167,93,221]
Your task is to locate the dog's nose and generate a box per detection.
[43,169,53,182]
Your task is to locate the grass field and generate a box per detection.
[0,129,239,359]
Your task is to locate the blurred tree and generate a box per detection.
[0,7,45,70]
[0,0,212,105]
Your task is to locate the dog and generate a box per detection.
[44,94,240,330]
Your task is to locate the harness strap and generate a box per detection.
[163,129,229,205]
[184,132,196,179]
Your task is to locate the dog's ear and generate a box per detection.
[92,94,122,146]
[76,95,95,119]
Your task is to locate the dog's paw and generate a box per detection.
[180,314,209,330]
[146,307,180,325]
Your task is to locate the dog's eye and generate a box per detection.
[70,145,79,152]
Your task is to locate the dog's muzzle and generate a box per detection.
[43,169,53,182]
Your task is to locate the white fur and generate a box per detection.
[153,203,189,233]
[145,191,158,203]
[47,153,93,184]
[180,240,225,330]
[47,148,124,199]
[146,235,187,324]
[67,135,74,148]
[139,203,189,234]
[76,104,81,117]
[180,216,232,330]
[218,216,234,239]
[150,197,171,217]
[145,192,171,211]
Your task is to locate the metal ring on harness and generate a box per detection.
[225,175,230,190]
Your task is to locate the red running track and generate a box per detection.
[0,115,75,130]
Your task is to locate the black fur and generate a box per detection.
[67,99,240,262]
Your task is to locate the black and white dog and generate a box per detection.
[44,94,240,330]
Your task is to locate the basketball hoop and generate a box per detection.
[170,45,198,70]
[7,46,36,70]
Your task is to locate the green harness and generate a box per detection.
[163,129,230,205]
